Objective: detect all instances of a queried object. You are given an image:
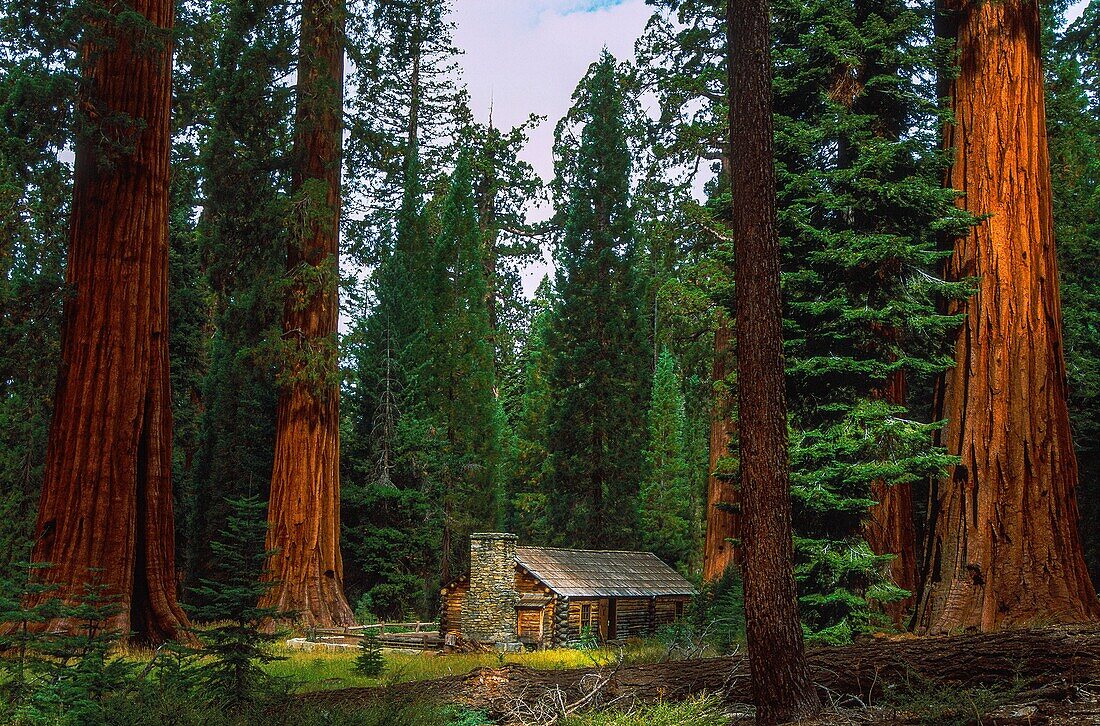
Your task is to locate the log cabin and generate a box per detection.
[440,532,695,650]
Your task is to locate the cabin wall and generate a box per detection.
[655,596,690,627]
[558,595,691,643]
[614,598,651,637]
[439,579,469,637]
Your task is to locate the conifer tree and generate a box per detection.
[546,52,649,550]
[0,0,81,574]
[766,0,971,638]
[504,279,556,544]
[417,156,503,583]
[26,0,188,641]
[639,349,693,570]
[187,0,294,591]
[187,496,285,712]
[261,0,354,627]
[727,0,819,718]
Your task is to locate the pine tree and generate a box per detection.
[767,0,972,639]
[344,0,464,263]
[187,496,285,712]
[353,629,385,677]
[639,350,693,570]
[727,0,819,718]
[419,156,503,582]
[341,0,466,614]
[0,0,76,573]
[546,51,650,550]
[503,279,555,544]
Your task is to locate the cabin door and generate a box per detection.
[606,598,617,640]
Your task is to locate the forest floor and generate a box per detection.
[288,626,1100,725]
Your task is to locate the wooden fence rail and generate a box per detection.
[305,621,439,641]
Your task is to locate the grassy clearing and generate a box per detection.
[265,641,668,692]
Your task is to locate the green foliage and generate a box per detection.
[769,0,972,640]
[185,495,287,712]
[185,0,293,595]
[559,696,730,726]
[503,279,555,543]
[881,672,1020,726]
[354,631,386,677]
[693,567,745,655]
[638,349,694,570]
[0,0,73,570]
[0,572,135,726]
[545,51,650,549]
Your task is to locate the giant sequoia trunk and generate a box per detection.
[28,0,188,642]
[702,316,740,581]
[260,0,354,628]
[727,0,820,721]
[916,0,1100,633]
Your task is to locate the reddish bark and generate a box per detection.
[863,368,918,626]
[260,0,354,627]
[727,0,821,721]
[916,0,1100,633]
[26,0,188,642]
[702,315,740,582]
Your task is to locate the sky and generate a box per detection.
[451,0,654,292]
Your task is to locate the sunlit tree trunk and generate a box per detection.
[728,0,821,720]
[916,0,1100,633]
[28,0,188,642]
[702,315,740,581]
[260,0,354,627]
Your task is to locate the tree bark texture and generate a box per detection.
[702,315,740,582]
[864,367,918,626]
[727,0,821,721]
[27,0,188,642]
[916,0,1100,634]
[260,0,354,628]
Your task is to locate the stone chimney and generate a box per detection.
[463,532,519,645]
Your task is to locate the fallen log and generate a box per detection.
[294,625,1100,719]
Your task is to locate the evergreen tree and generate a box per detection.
[503,279,555,543]
[188,0,294,591]
[416,156,504,582]
[187,496,285,712]
[768,0,973,640]
[639,349,693,570]
[0,0,75,572]
[353,630,385,677]
[546,52,650,549]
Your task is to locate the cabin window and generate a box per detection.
[675,601,684,619]
[580,603,599,631]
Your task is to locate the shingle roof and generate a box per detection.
[514,546,696,598]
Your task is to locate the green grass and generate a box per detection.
[881,674,1021,726]
[560,696,730,726]
[266,641,668,693]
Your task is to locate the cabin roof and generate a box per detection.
[514,546,696,598]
